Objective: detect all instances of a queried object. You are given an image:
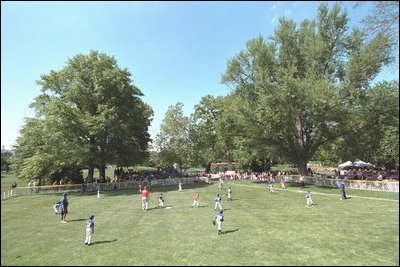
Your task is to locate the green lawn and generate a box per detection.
[1,180,399,266]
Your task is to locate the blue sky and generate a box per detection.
[1,1,398,150]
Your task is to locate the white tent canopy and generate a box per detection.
[338,161,353,168]
[354,160,374,168]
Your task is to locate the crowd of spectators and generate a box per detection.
[199,170,300,182]
[113,167,191,182]
[334,168,399,181]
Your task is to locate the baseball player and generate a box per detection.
[218,179,224,190]
[212,209,225,235]
[214,194,223,210]
[59,192,69,223]
[191,193,200,207]
[141,186,150,210]
[84,214,95,245]
[157,193,165,208]
[53,201,60,214]
[337,180,347,200]
[178,180,183,192]
[226,187,232,201]
[279,179,287,189]
[97,186,101,199]
[268,182,275,193]
[305,190,314,207]
[299,176,305,188]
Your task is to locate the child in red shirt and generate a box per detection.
[191,193,200,207]
[141,187,150,210]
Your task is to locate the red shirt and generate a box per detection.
[141,190,149,197]
[194,193,200,200]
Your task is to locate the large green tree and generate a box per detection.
[154,102,191,169]
[13,51,153,182]
[317,81,399,168]
[221,3,393,174]
[189,95,237,167]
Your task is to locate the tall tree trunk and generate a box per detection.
[99,164,106,183]
[205,162,211,173]
[87,165,94,183]
[296,157,308,175]
[294,116,309,175]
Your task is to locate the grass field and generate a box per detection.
[1,179,399,266]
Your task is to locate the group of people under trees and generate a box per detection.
[113,167,190,183]
[336,168,387,181]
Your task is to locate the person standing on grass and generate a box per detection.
[157,193,165,208]
[59,192,69,222]
[81,180,87,195]
[218,178,224,190]
[299,176,305,189]
[10,181,17,196]
[212,209,224,235]
[337,180,347,200]
[268,182,275,193]
[226,187,232,201]
[141,186,150,210]
[305,191,314,207]
[191,193,200,207]
[53,201,61,215]
[84,214,95,246]
[214,193,223,210]
[178,180,183,192]
[97,186,101,199]
[280,179,287,189]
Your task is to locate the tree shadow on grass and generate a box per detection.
[68,218,86,222]
[223,229,239,235]
[142,207,158,211]
[91,239,117,245]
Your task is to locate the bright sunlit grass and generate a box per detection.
[1,180,398,266]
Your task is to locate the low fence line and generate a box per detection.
[2,175,398,200]
[1,177,200,199]
[260,175,399,192]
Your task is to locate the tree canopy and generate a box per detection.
[13,51,153,182]
[220,3,391,173]
[164,2,397,174]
